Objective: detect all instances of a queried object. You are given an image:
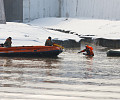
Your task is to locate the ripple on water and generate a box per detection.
[0,47,120,100]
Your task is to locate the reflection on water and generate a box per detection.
[0,46,120,100]
[1,57,60,68]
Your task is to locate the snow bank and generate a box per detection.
[30,18,120,39]
[0,17,120,47]
[0,18,80,46]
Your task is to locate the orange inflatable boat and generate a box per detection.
[0,46,63,57]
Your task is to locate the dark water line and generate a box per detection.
[47,28,120,49]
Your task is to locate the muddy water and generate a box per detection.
[0,45,120,100]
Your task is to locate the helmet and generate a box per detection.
[8,37,12,39]
[85,45,89,48]
[86,45,93,50]
[48,36,51,40]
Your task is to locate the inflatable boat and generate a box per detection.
[107,49,120,57]
[0,46,63,57]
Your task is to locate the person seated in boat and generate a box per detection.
[4,37,12,47]
[78,45,94,56]
[45,36,53,46]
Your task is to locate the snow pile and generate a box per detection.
[0,19,80,46]
[0,17,120,46]
[30,18,120,39]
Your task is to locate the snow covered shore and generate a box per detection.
[0,17,120,47]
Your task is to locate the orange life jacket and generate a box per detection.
[81,45,94,56]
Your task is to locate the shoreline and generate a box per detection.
[49,28,120,49]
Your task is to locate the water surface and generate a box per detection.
[0,45,120,100]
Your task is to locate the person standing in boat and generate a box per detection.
[45,36,53,46]
[4,37,12,47]
[78,45,94,56]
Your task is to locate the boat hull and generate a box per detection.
[107,49,120,57]
[0,46,63,57]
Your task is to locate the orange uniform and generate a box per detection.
[45,38,53,46]
[4,37,12,47]
[79,45,94,56]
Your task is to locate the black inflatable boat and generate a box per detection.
[107,49,120,57]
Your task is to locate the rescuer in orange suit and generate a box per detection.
[4,37,12,47]
[45,37,53,46]
[78,45,94,56]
